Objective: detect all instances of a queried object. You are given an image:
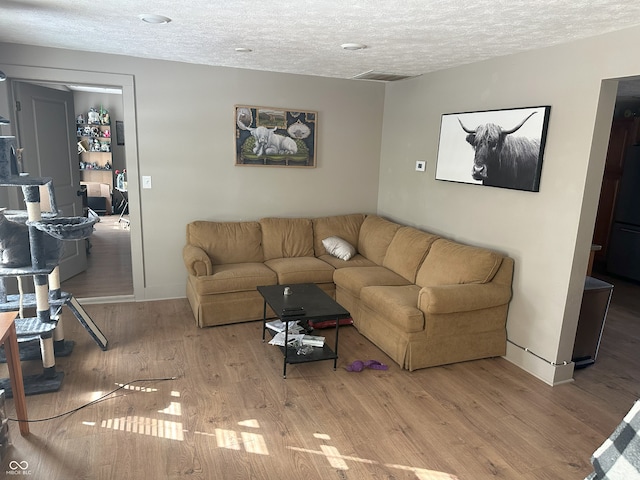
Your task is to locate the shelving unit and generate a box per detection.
[77,110,113,213]
[0,136,108,397]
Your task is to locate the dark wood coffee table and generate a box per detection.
[258,283,350,378]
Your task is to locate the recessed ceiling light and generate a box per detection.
[138,14,172,24]
[341,43,367,51]
[235,47,253,53]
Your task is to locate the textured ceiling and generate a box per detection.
[2,0,640,87]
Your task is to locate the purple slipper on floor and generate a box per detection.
[345,360,364,372]
[363,360,388,370]
[346,360,388,372]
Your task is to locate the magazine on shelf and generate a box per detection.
[268,332,305,347]
[301,335,325,347]
[265,320,303,334]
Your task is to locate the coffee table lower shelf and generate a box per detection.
[265,328,338,378]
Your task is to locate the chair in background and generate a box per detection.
[115,171,129,227]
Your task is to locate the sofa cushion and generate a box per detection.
[357,216,401,265]
[360,285,424,333]
[333,265,410,298]
[264,257,335,284]
[322,236,356,261]
[313,214,365,256]
[260,218,314,260]
[382,227,440,282]
[318,254,377,269]
[186,221,263,264]
[416,239,503,287]
[189,262,277,295]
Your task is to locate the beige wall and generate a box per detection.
[378,25,640,384]
[0,42,385,300]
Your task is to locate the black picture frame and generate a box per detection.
[435,106,551,192]
[116,121,125,146]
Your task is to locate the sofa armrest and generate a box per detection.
[418,283,512,314]
[183,244,212,276]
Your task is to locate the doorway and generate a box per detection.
[592,77,640,278]
[11,81,133,299]
[582,77,640,374]
[61,86,133,299]
[0,64,142,302]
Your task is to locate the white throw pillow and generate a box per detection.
[322,236,356,261]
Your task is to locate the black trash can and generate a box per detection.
[572,276,614,368]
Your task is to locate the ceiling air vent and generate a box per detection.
[351,70,416,82]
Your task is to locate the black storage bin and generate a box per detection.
[572,276,613,368]
[87,196,107,214]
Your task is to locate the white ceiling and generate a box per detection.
[2,0,640,83]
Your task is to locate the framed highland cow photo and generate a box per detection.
[235,105,317,167]
[435,106,551,192]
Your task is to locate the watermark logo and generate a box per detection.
[6,460,32,476]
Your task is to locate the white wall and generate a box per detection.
[378,25,640,384]
[0,43,385,300]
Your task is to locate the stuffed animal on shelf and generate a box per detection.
[99,106,110,125]
[87,108,99,125]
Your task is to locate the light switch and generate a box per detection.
[142,176,152,189]
[415,161,426,172]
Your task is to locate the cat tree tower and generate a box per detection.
[0,135,108,396]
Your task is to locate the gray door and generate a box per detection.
[13,81,87,281]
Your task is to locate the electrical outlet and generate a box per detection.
[415,161,426,172]
[142,176,152,189]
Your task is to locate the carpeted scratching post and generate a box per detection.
[48,266,74,356]
[22,184,59,381]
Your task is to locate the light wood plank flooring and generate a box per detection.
[61,214,133,298]
[0,276,638,479]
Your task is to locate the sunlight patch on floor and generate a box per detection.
[238,419,260,428]
[116,383,158,392]
[288,433,460,479]
[100,415,184,440]
[158,401,182,416]
[90,385,456,478]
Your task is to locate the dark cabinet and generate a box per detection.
[592,117,640,271]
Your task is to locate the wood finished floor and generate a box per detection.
[61,214,133,298]
[0,276,638,479]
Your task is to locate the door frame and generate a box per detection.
[0,64,144,302]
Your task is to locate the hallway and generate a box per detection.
[61,214,132,298]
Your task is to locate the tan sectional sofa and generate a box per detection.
[183,214,514,371]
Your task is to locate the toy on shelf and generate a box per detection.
[87,107,99,125]
[99,106,110,125]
